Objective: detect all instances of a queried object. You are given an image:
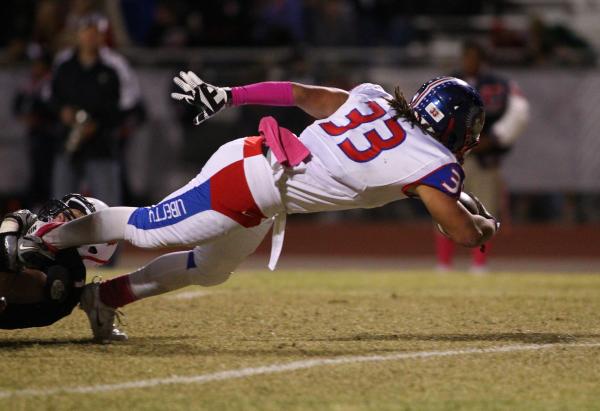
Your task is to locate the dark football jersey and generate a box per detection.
[0,248,85,329]
[452,71,515,167]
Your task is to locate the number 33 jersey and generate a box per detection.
[282,83,465,214]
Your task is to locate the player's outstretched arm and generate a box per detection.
[415,185,498,247]
[171,71,349,124]
[291,83,349,119]
[227,81,348,118]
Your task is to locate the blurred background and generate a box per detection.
[0,0,599,270]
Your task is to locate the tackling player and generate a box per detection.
[0,194,123,342]
[26,74,500,341]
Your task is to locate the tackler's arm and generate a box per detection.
[0,210,39,272]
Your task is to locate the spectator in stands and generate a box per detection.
[50,13,141,206]
[146,1,187,48]
[435,41,530,273]
[253,0,305,46]
[306,0,357,46]
[12,46,57,207]
[31,0,66,55]
[528,16,596,67]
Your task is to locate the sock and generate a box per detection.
[98,251,193,308]
[99,275,138,308]
[435,232,455,267]
[472,241,492,267]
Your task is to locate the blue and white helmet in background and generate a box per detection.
[409,76,485,160]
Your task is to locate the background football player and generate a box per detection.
[27,74,499,342]
[435,41,530,272]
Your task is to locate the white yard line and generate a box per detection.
[165,290,211,300]
[1,342,598,399]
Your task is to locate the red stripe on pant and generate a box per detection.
[243,136,265,158]
[210,137,266,228]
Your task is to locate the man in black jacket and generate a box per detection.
[50,14,141,207]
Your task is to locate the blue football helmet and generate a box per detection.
[409,76,485,159]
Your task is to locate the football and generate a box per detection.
[458,191,480,215]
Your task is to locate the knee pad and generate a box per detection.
[192,270,231,287]
[188,247,240,287]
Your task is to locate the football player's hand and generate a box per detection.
[171,71,230,125]
[0,210,39,273]
[461,192,500,232]
[17,235,56,270]
[1,210,38,235]
[437,192,500,239]
[458,192,500,254]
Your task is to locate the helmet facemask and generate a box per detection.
[38,193,117,267]
[452,106,485,163]
[37,199,79,222]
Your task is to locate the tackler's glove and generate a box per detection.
[17,235,56,270]
[0,210,38,272]
[2,210,38,234]
[171,71,231,125]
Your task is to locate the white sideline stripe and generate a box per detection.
[1,342,598,399]
[166,290,211,300]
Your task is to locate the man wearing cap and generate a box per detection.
[50,13,141,206]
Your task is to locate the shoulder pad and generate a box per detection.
[403,163,465,198]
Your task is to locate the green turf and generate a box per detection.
[1,269,600,410]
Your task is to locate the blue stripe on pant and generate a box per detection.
[127,180,211,230]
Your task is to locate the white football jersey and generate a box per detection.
[282,83,464,214]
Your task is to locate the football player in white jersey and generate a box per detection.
[25,73,499,341]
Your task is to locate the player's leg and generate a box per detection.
[80,218,272,341]
[38,137,281,250]
[463,158,501,272]
[37,206,243,250]
[102,218,272,305]
[435,230,455,271]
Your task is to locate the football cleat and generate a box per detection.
[79,278,128,343]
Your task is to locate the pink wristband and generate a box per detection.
[231,82,295,107]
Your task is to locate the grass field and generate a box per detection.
[1,268,600,410]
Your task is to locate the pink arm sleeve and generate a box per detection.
[230,82,295,107]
